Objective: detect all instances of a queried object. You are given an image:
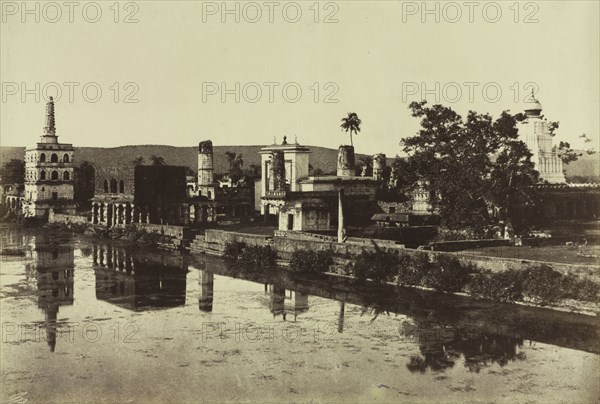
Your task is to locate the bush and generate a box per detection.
[289,249,333,273]
[561,274,600,302]
[423,254,475,292]
[468,264,600,305]
[469,269,524,303]
[349,245,400,284]
[239,245,277,266]
[396,252,430,286]
[223,241,247,261]
[520,264,563,305]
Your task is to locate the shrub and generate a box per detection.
[289,249,333,273]
[561,275,600,302]
[469,269,524,303]
[350,244,400,284]
[223,241,247,261]
[520,264,563,305]
[423,254,475,292]
[396,253,426,286]
[239,245,277,266]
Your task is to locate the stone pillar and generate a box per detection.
[198,140,214,188]
[337,146,355,177]
[372,153,386,181]
[337,189,345,243]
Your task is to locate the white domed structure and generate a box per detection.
[518,93,566,184]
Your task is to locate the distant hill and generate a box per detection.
[0,144,356,175]
[1,145,597,181]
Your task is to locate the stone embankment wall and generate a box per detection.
[49,211,90,225]
[190,229,600,281]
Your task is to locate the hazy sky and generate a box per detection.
[1,0,598,155]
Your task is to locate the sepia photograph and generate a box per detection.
[0,0,599,402]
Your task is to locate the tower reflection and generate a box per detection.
[25,233,74,352]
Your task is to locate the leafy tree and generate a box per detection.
[340,112,362,147]
[131,156,145,166]
[355,156,373,176]
[1,159,24,184]
[225,151,244,182]
[243,163,261,180]
[554,134,596,165]
[399,101,540,235]
[149,155,166,166]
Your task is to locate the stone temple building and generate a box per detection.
[519,92,566,184]
[91,165,187,227]
[518,93,599,220]
[22,97,75,218]
[260,137,379,232]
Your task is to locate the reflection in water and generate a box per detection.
[195,255,598,373]
[24,233,74,352]
[93,243,187,311]
[400,319,526,373]
[3,227,597,384]
[199,269,214,312]
[264,280,309,321]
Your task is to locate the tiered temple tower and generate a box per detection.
[519,92,566,184]
[23,97,76,218]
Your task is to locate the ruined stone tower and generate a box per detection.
[337,145,355,177]
[372,154,386,181]
[198,140,216,199]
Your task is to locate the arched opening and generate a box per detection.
[119,180,125,193]
[63,171,70,181]
[110,178,118,193]
[207,190,212,199]
[40,153,46,162]
[63,154,70,163]
[40,171,46,180]
[51,171,59,180]
[103,180,109,193]
[51,153,58,163]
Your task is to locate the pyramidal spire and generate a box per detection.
[43,96,56,136]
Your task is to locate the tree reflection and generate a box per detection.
[401,319,526,373]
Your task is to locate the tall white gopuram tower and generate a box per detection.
[23,97,76,218]
[519,92,566,184]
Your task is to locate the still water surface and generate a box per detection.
[1,228,598,403]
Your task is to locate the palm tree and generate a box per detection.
[340,112,362,147]
[149,155,166,166]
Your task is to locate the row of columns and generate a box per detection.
[93,245,135,272]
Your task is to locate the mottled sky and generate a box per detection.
[1,0,598,155]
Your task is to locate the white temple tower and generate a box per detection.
[519,92,566,184]
[23,97,76,218]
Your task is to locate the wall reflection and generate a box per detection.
[93,243,188,311]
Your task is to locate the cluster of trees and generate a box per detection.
[393,102,540,235]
